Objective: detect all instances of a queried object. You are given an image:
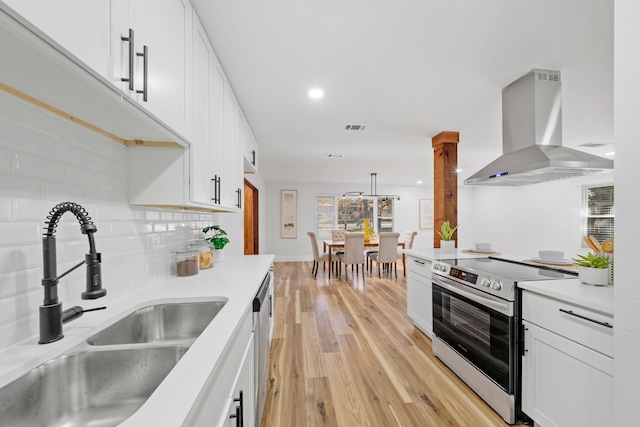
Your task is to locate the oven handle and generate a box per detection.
[432,274,513,316]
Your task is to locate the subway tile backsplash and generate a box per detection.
[0,89,216,351]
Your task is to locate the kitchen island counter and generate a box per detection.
[0,254,274,426]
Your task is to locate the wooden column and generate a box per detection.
[432,131,459,248]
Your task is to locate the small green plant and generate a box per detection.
[202,225,229,250]
[437,221,458,241]
[572,252,611,269]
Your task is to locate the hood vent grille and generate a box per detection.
[345,124,367,131]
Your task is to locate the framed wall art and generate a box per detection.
[419,198,434,229]
[281,189,298,238]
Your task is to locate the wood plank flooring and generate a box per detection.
[261,261,526,427]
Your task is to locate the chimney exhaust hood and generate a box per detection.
[464,69,613,186]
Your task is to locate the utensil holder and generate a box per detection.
[596,252,614,285]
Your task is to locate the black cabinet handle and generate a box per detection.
[559,308,613,328]
[120,29,134,90]
[211,175,221,204]
[136,45,148,102]
[232,390,243,426]
[229,404,241,427]
[251,149,256,166]
[236,188,242,209]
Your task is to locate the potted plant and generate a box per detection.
[572,252,612,286]
[437,220,458,253]
[203,225,230,262]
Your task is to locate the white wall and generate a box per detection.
[264,181,476,261]
[0,89,227,351]
[471,173,614,258]
[614,1,640,424]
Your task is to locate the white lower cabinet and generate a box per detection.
[521,291,614,427]
[186,307,255,427]
[406,256,432,336]
[218,337,255,427]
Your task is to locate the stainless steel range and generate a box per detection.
[430,257,576,424]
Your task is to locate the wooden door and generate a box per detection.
[244,179,259,254]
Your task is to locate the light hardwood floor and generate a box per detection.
[261,261,527,427]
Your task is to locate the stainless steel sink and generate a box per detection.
[0,346,188,427]
[87,300,227,345]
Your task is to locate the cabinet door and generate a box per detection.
[406,259,432,336]
[521,321,613,427]
[245,124,258,172]
[3,0,111,76]
[223,86,243,209]
[220,336,255,427]
[130,0,191,139]
[191,15,216,205]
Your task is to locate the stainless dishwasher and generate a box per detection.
[253,273,270,426]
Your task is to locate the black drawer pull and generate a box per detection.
[412,259,425,265]
[559,308,613,328]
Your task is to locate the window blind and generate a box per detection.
[584,185,614,243]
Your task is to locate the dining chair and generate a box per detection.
[307,231,334,277]
[369,232,401,277]
[330,229,346,271]
[398,231,418,275]
[337,232,365,279]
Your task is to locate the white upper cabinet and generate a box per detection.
[1,0,112,77]
[190,12,224,206]
[128,0,192,140]
[243,113,259,173]
[3,0,192,142]
[223,87,244,209]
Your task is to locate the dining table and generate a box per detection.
[323,239,406,278]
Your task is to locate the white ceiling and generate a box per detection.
[191,0,614,187]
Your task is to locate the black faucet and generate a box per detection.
[39,202,107,344]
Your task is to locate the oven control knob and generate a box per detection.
[480,278,491,287]
[491,281,503,290]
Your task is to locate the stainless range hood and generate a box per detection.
[464,69,613,186]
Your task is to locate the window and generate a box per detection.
[377,198,394,232]
[316,195,395,237]
[316,196,336,240]
[583,184,614,243]
[337,196,374,231]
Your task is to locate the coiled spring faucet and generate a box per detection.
[39,202,107,344]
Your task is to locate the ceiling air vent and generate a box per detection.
[326,153,344,158]
[345,124,367,131]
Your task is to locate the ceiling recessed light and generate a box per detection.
[308,88,324,99]
[416,180,423,184]
[456,168,463,173]
[605,151,615,156]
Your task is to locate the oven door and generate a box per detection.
[432,274,515,393]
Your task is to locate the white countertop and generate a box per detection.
[518,279,613,316]
[401,247,491,261]
[0,254,274,426]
